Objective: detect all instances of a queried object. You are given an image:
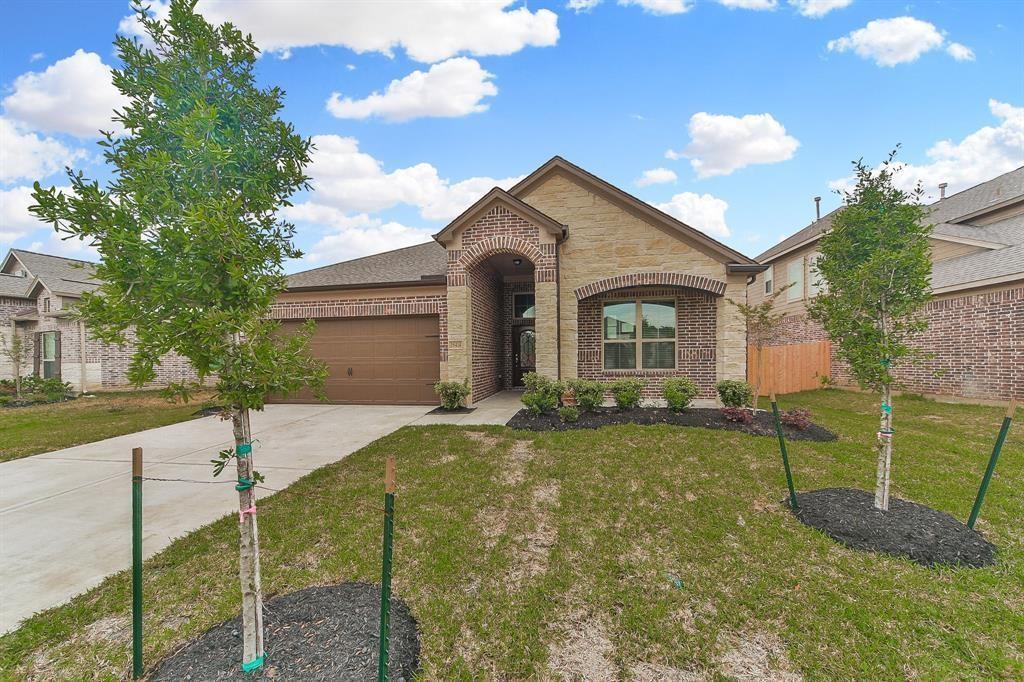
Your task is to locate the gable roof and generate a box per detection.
[0,273,31,299]
[510,156,760,267]
[0,249,101,299]
[286,241,447,291]
[433,187,566,245]
[756,166,1024,291]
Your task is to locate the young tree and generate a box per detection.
[0,331,32,398]
[729,282,793,412]
[31,0,325,670]
[808,151,932,510]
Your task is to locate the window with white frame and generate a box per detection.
[603,299,676,370]
[807,252,824,297]
[787,258,804,302]
[763,265,774,296]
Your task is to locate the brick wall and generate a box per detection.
[469,266,503,401]
[765,286,1023,401]
[578,286,718,399]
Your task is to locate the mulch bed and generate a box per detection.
[506,407,837,441]
[792,487,996,568]
[426,405,476,415]
[150,583,420,681]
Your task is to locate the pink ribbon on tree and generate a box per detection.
[239,505,257,523]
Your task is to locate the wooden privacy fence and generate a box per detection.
[747,341,831,396]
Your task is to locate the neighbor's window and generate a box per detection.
[603,299,676,370]
[807,252,825,297]
[513,292,535,319]
[41,331,58,379]
[42,297,51,313]
[763,265,773,296]
[787,258,804,302]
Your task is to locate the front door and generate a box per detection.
[513,327,536,386]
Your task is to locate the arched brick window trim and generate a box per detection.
[574,272,726,300]
[459,236,547,270]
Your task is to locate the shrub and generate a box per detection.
[716,380,753,408]
[780,408,812,430]
[609,377,645,409]
[720,406,753,424]
[566,379,605,412]
[434,379,470,410]
[663,377,699,411]
[521,372,563,415]
[0,395,11,406]
[558,405,580,423]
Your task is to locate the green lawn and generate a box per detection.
[0,390,216,462]
[1,390,1020,680]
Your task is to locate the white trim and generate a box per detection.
[930,233,1007,249]
[931,273,1024,295]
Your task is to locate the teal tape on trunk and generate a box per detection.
[235,478,254,491]
[241,655,265,673]
[236,443,252,457]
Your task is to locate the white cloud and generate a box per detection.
[29,52,45,62]
[635,168,678,186]
[717,0,778,10]
[346,64,357,71]
[0,185,74,247]
[568,0,602,11]
[828,100,1024,199]
[619,0,694,14]
[0,118,85,184]
[2,50,127,138]
[27,232,99,261]
[827,17,971,67]
[326,58,497,123]
[946,42,975,62]
[120,1,558,63]
[788,0,851,18]
[297,135,523,222]
[283,207,435,264]
[655,192,731,238]
[667,111,799,178]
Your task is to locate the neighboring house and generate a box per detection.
[748,166,1023,402]
[273,156,765,406]
[0,249,196,392]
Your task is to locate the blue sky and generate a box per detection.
[2,0,1022,271]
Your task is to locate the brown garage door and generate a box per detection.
[273,316,440,405]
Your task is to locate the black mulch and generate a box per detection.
[506,407,837,441]
[792,487,996,568]
[426,405,476,415]
[150,583,420,681]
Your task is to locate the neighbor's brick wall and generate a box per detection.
[0,296,33,381]
[578,286,717,399]
[765,285,1023,401]
[469,266,503,401]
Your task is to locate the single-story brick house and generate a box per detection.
[747,166,1023,402]
[0,249,195,392]
[273,156,765,406]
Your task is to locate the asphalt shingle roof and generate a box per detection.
[7,249,101,297]
[286,241,447,290]
[0,273,31,299]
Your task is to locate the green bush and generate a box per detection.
[716,380,753,407]
[0,395,12,406]
[566,379,605,411]
[558,405,580,423]
[609,377,646,409]
[663,377,699,411]
[434,379,470,410]
[521,372,563,415]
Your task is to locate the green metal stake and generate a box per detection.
[131,447,143,680]
[377,457,396,682]
[770,393,799,510]
[967,399,1016,529]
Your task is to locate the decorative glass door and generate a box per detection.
[513,327,536,386]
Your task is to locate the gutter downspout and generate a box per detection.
[79,319,88,395]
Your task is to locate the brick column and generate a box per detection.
[445,285,471,390]
[559,294,578,380]
[716,275,748,384]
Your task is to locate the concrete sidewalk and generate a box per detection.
[0,403,430,633]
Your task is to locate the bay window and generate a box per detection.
[603,299,676,370]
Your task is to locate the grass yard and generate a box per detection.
[0,390,1021,679]
[0,390,216,462]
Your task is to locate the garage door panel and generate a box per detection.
[271,315,440,405]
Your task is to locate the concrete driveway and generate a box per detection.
[0,403,432,633]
